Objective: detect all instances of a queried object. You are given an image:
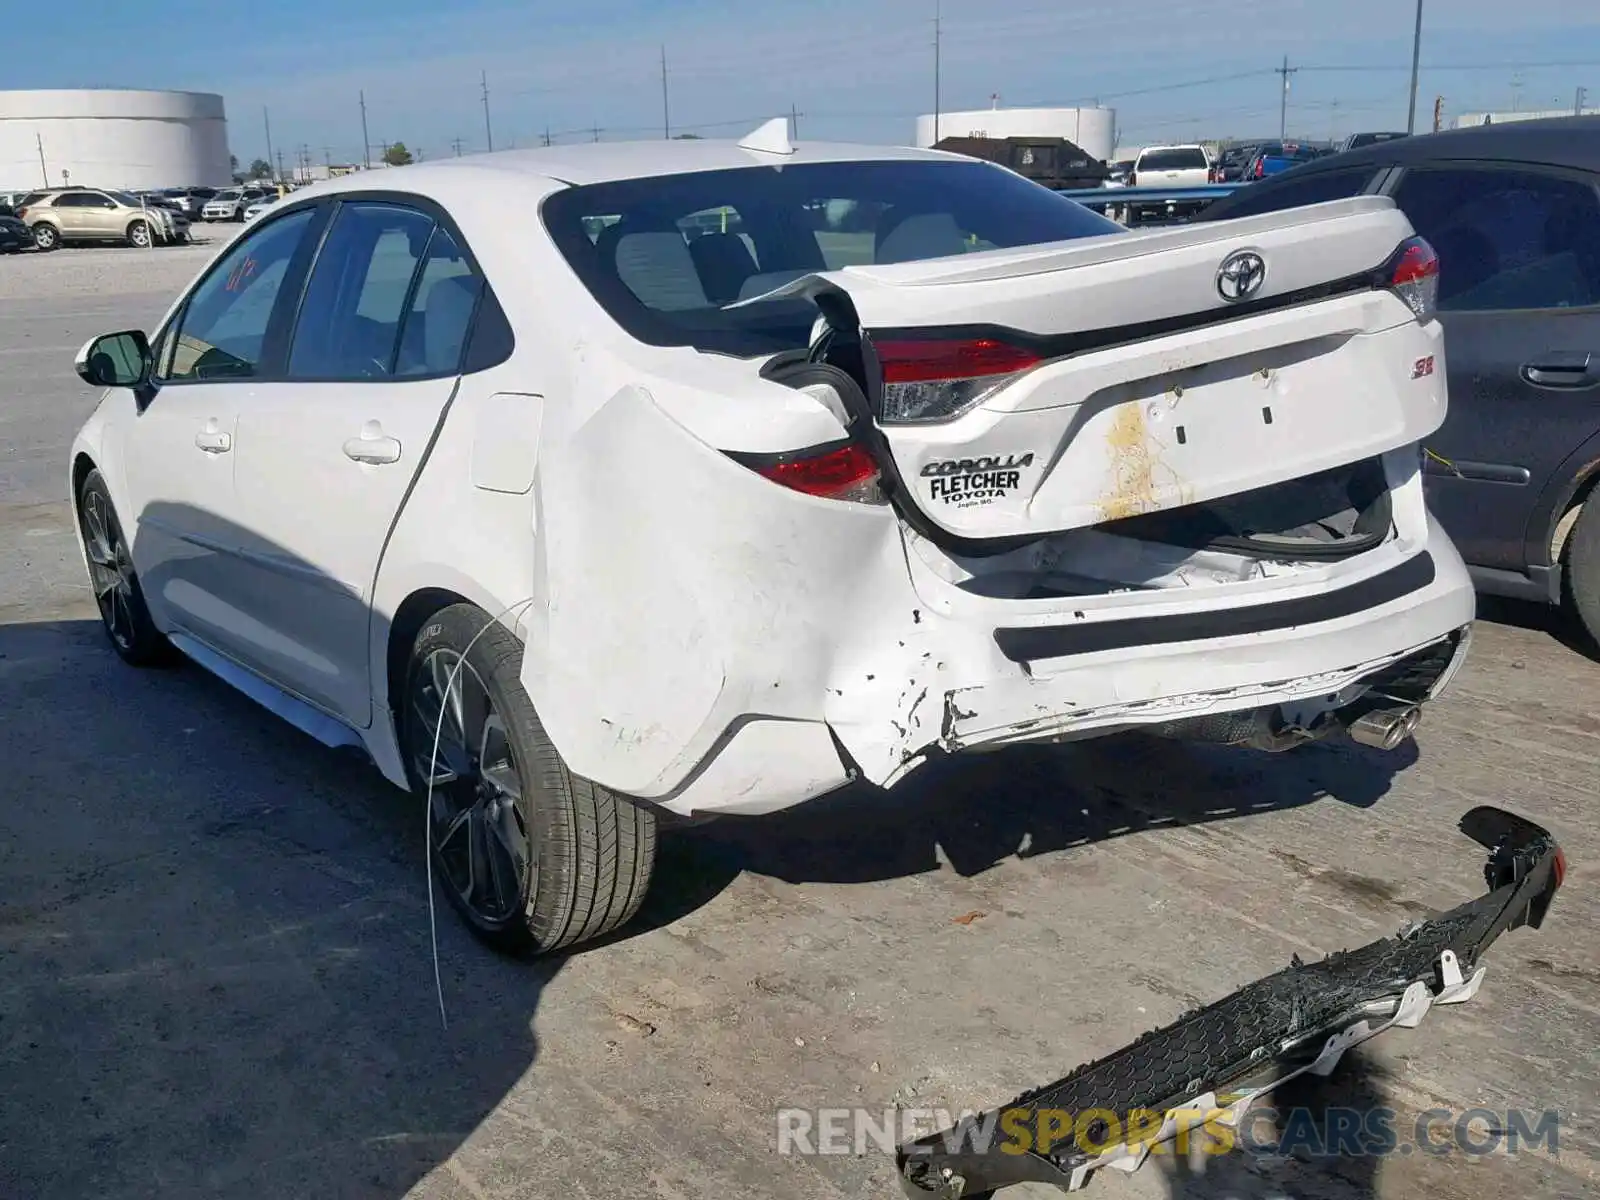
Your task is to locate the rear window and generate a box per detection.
[541,159,1122,355]
[1138,148,1209,171]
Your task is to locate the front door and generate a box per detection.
[121,205,325,653]
[1388,162,1600,573]
[225,201,486,726]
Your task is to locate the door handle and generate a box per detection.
[343,431,402,465]
[1521,352,1594,389]
[195,428,231,453]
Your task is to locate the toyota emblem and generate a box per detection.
[1216,250,1267,302]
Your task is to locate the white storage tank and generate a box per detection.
[915,106,1115,163]
[0,89,231,191]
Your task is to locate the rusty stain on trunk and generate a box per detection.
[1101,403,1160,521]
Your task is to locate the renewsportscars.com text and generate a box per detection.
[776,1105,1561,1160]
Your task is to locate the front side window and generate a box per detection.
[541,160,1123,354]
[1390,166,1600,311]
[287,202,437,380]
[162,207,317,382]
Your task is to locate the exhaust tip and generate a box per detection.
[1347,705,1422,751]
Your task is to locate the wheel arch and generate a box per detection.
[71,450,98,507]
[1536,438,1600,570]
[383,587,474,728]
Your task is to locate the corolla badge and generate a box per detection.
[1216,249,1267,302]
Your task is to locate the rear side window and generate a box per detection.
[1139,149,1209,171]
[541,160,1123,355]
[288,202,436,379]
[1390,166,1600,311]
[395,227,484,377]
[1204,167,1379,221]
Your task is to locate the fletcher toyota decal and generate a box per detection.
[922,453,1035,508]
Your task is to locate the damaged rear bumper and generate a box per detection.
[896,806,1565,1198]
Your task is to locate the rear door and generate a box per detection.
[226,199,484,726]
[1385,162,1600,572]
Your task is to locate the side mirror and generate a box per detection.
[75,330,152,389]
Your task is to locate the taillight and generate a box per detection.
[15,207,27,220]
[873,337,1043,424]
[1253,160,1264,179]
[1386,235,1439,321]
[739,440,885,504]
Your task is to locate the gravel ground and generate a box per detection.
[1,245,1598,1200]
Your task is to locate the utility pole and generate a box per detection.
[1276,55,1298,140]
[660,45,671,138]
[1433,94,1444,133]
[1578,86,1590,117]
[933,0,942,144]
[481,70,494,152]
[1405,0,1424,134]
[276,149,286,181]
[592,124,601,142]
[35,132,47,187]
[542,126,551,147]
[359,90,371,169]
[451,136,465,156]
[791,102,800,139]
[263,107,276,181]
[323,146,333,172]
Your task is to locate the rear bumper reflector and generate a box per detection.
[993,550,1436,663]
[897,806,1563,1197]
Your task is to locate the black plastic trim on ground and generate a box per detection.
[992,550,1436,663]
[895,805,1563,1199]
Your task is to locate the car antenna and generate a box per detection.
[738,116,796,157]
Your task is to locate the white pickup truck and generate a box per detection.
[1132,144,1214,188]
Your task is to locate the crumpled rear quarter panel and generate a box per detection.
[519,382,912,800]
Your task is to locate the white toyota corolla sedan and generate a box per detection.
[69,119,1473,955]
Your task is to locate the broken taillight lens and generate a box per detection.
[1387,235,1439,321]
[873,337,1043,424]
[741,440,886,504]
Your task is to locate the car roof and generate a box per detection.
[348,136,959,190]
[1296,114,1600,174]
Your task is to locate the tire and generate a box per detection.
[126,220,152,248]
[401,602,657,956]
[76,469,176,667]
[1563,497,1600,650]
[32,222,58,251]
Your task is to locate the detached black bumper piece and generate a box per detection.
[898,806,1564,1198]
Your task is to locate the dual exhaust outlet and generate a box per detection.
[1150,701,1423,753]
[1345,703,1423,751]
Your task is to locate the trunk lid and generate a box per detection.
[743,196,1443,543]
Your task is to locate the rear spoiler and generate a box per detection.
[897,806,1565,1197]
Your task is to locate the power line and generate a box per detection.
[660,45,671,139]
[481,71,494,152]
[1277,56,1298,139]
[1406,0,1424,134]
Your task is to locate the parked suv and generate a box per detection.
[19,188,189,250]
[163,187,220,218]
[201,187,269,222]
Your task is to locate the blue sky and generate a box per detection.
[10,0,1600,162]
